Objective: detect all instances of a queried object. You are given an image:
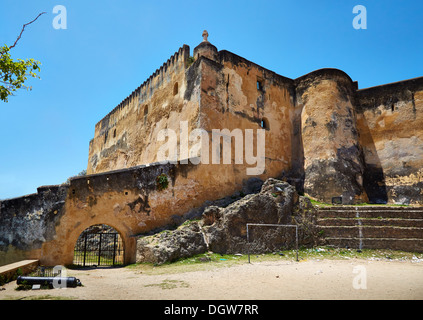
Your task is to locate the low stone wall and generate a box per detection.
[1,159,274,266]
[0,186,68,266]
[0,260,39,285]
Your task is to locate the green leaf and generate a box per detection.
[0,44,41,102]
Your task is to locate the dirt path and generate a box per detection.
[1,258,423,300]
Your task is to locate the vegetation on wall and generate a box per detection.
[156,173,169,191]
[64,169,87,184]
[186,56,195,68]
[0,267,22,286]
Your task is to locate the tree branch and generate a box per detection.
[9,12,46,50]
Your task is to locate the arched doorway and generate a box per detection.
[73,224,124,267]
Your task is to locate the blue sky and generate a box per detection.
[1,0,422,199]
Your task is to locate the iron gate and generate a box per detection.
[73,229,124,267]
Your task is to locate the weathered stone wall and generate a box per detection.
[1,159,277,266]
[356,77,423,204]
[86,42,300,207]
[88,43,297,184]
[194,49,296,192]
[218,50,295,175]
[86,41,423,206]
[0,162,195,266]
[295,69,367,204]
[0,186,69,265]
[87,45,194,174]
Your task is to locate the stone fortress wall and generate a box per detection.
[87,34,423,206]
[356,78,423,204]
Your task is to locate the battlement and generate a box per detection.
[95,45,190,135]
[294,68,355,86]
[356,75,423,112]
[218,49,294,88]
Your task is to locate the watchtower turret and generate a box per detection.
[193,30,218,62]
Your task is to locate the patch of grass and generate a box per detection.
[279,246,423,262]
[346,203,409,207]
[4,294,76,300]
[308,198,332,207]
[308,197,410,208]
[128,247,423,275]
[126,252,248,275]
[0,268,23,286]
[181,218,201,227]
[144,279,190,290]
[15,283,50,291]
[71,251,124,267]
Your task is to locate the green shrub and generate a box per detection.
[156,173,169,191]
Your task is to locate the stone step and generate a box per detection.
[315,206,423,253]
[317,210,423,220]
[317,206,423,211]
[317,218,423,228]
[318,226,423,239]
[322,238,423,252]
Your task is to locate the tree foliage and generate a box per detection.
[0,12,45,102]
[0,45,41,102]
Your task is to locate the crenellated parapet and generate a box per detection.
[356,75,423,112]
[94,45,190,137]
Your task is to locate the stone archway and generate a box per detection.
[73,224,124,267]
[39,217,137,267]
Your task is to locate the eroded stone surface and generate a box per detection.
[136,178,318,264]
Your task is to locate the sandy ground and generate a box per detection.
[1,258,423,300]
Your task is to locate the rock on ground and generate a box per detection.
[136,221,207,265]
[136,178,318,264]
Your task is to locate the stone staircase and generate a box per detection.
[316,206,423,252]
